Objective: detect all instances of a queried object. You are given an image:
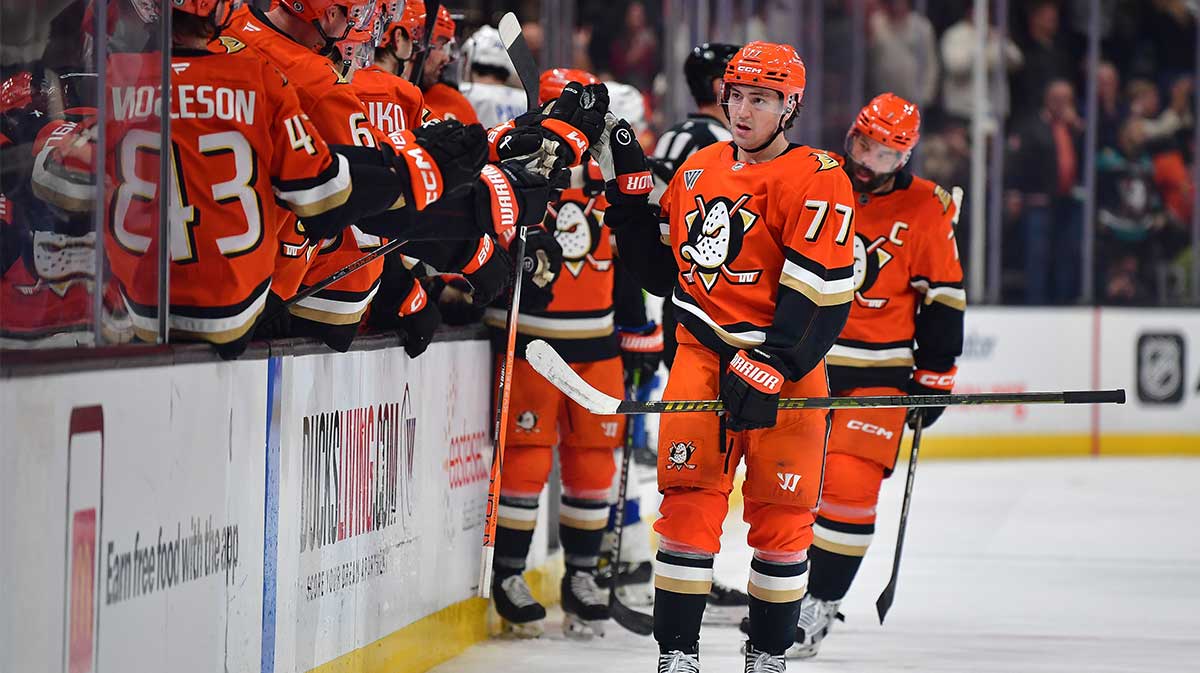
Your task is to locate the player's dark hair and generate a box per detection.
[471,63,510,82]
[685,43,741,105]
[173,9,217,41]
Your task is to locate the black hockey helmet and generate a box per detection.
[685,42,741,105]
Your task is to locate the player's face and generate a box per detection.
[424,37,453,78]
[723,83,786,149]
[844,131,905,191]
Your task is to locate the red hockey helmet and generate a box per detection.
[378,0,419,48]
[852,92,921,153]
[538,68,600,105]
[280,0,376,32]
[433,6,456,43]
[723,41,806,108]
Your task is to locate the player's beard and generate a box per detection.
[843,158,894,194]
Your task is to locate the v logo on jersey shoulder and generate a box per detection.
[683,169,703,191]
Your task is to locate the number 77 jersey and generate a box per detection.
[660,142,856,379]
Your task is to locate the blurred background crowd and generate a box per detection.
[1,0,1197,351]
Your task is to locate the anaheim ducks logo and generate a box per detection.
[680,194,763,292]
[549,196,611,277]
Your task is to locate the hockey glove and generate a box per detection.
[547,81,610,148]
[906,367,956,429]
[475,160,557,246]
[618,322,663,389]
[601,119,653,207]
[253,290,292,340]
[489,112,585,175]
[404,120,487,203]
[460,235,514,306]
[394,280,442,358]
[720,349,785,431]
[518,225,563,312]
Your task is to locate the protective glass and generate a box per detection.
[344,0,378,31]
[845,130,906,174]
[721,83,786,115]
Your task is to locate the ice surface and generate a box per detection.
[433,458,1200,672]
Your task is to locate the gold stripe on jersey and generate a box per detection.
[276,154,353,218]
[780,258,856,307]
[288,280,381,325]
[812,523,873,557]
[825,343,915,368]
[912,280,968,311]
[670,293,766,349]
[483,309,615,340]
[124,283,270,344]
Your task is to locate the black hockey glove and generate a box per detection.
[461,235,514,306]
[599,119,653,207]
[720,349,785,431]
[475,160,557,244]
[547,81,610,147]
[253,290,292,340]
[408,120,487,200]
[383,280,442,358]
[906,368,956,429]
[489,112,580,175]
[518,225,563,312]
[618,322,663,388]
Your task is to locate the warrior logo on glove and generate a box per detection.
[664,441,698,471]
[549,196,610,278]
[680,194,763,291]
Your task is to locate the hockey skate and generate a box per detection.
[492,574,546,638]
[787,595,842,659]
[744,643,786,672]
[561,570,609,639]
[702,580,750,625]
[657,650,701,673]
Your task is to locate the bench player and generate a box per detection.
[789,92,965,659]
[601,42,855,672]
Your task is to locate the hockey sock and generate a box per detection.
[746,551,808,655]
[808,515,873,601]
[560,494,610,573]
[653,548,712,654]
[494,494,539,579]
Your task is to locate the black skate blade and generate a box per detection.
[609,594,654,636]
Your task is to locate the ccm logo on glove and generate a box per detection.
[915,369,956,390]
[729,351,782,393]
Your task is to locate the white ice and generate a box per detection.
[433,458,1200,672]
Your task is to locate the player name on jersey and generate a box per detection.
[112,84,256,124]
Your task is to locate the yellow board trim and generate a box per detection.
[306,555,564,673]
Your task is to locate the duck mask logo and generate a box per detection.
[680,194,763,291]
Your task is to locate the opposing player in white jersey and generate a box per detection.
[460,25,527,129]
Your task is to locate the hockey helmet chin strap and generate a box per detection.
[723,90,798,155]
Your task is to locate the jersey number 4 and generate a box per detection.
[112,128,262,263]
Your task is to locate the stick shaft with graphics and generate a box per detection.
[479,12,541,599]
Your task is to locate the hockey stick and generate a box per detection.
[875,412,923,623]
[407,0,441,86]
[498,12,540,111]
[607,370,655,636]
[525,340,1126,414]
[478,12,541,600]
[478,225,529,599]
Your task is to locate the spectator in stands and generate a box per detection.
[940,2,1023,131]
[607,1,659,93]
[1096,61,1123,150]
[1095,118,1178,304]
[866,0,939,109]
[1006,78,1084,305]
[1010,0,1079,122]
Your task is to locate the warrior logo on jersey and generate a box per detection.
[665,441,697,470]
[680,194,763,291]
[853,232,897,308]
[549,196,610,277]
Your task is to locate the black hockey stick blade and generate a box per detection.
[876,413,925,623]
[611,592,655,636]
[408,0,441,85]
[498,12,540,110]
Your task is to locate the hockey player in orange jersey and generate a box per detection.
[384,3,479,124]
[31,0,466,358]
[602,42,856,672]
[483,67,637,641]
[787,93,965,660]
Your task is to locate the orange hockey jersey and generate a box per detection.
[825,164,965,392]
[659,143,856,381]
[96,44,349,349]
[484,167,617,362]
[423,81,481,124]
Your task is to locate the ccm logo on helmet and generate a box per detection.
[737,65,763,74]
[730,352,782,392]
[847,420,894,440]
[917,372,956,388]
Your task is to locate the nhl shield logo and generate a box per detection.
[1136,333,1185,404]
[665,441,698,470]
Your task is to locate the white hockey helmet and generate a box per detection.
[463,25,514,76]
